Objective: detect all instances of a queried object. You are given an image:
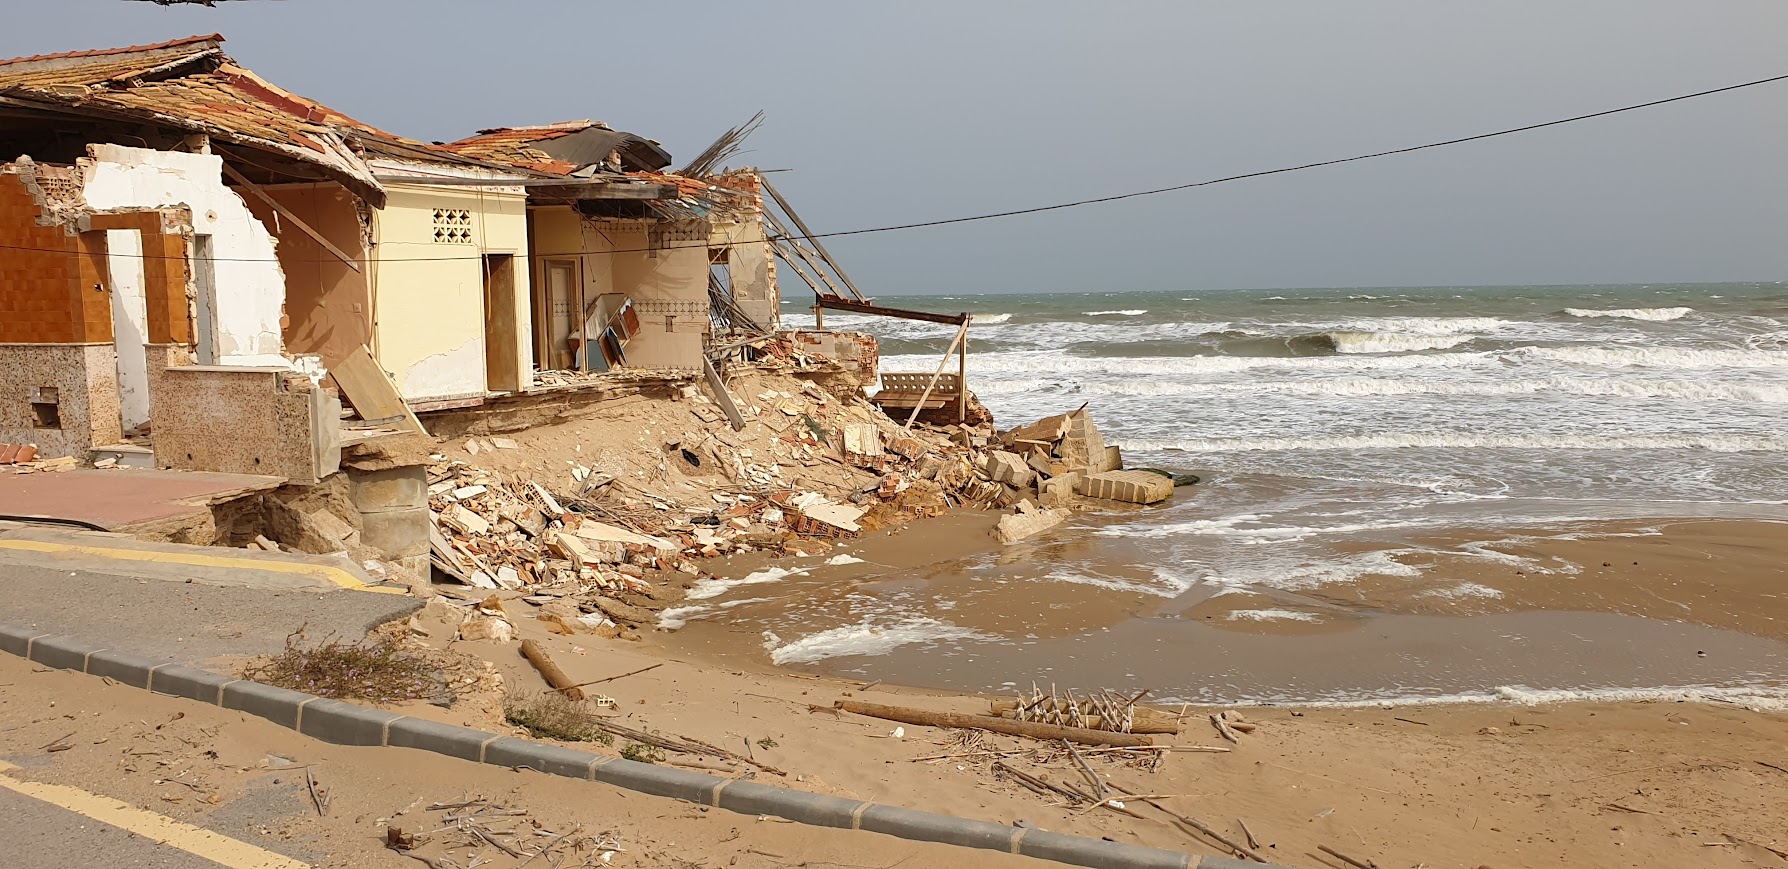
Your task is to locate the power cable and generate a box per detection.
[2,70,1784,265]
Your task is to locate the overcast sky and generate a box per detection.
[7,1,1785,294]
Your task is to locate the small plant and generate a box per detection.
[756,737,779,750]
[621,742,665,764]
[504,691,613,745]
[244,627,442,704]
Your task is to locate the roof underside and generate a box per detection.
[0,34,535,208]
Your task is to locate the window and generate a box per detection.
[432,208,475,244]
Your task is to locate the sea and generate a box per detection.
[671,283,1788,707]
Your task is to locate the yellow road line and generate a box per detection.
[0,759,310,868]
[0,539,404,595]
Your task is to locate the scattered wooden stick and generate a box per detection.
[1757,760,1788,776]
[1210,714,1240,744]
[1319,844,1379,869]
[560,663,663,691]
[1063,740,1108,801]
[1392,717,1430,727]
[835,700,1153,747]
[991,761,1090,805]
[1107,784,1267,863]
[1239,817,1261,849]
[305,768,329,816]
[514,824,582,869]
[520,640,585,701]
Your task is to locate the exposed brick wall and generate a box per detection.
[0,174,82,343]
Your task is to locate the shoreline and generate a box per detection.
[647,512,1788,709]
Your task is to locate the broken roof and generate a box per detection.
[0,34,531,208]
[443,120,672,176]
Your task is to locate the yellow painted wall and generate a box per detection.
[370,184,531,401]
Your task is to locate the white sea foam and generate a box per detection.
[1084,309,1148,316]
[973,376,1788,403]
[686,566,807,600]
[974,313,1012,323]
[1041,568,1195,598]
[1510,345,1788,369]
[1175,684,1788,712]
[825,554,866,566]
[657,605,711,629]
[1227,609,1321,622]
[1419,582,1506,600]
[768,618,993,665]
[1564,306,1694,321]
[1326,331,1475,353]
[1333,316,1509,334]
[1118,432,1788,453]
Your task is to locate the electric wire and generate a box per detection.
[2,70,1784,266]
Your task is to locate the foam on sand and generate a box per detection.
[768,617,994,665]
[1227,608,1322,622]
[686,566,807,600]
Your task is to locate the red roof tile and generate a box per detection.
[0,33,222,67]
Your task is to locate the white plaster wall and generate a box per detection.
[105,229,151,431]
[82,144,288,367]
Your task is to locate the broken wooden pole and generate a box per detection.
[833,700,1154,747]
[701,358,747,431]
[958,315,969,424]
[761,177,867,301]
[519,640,584,700]
[903,321,969,431]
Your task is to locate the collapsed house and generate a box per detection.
[0,34,1122,617]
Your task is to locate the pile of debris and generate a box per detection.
[978,405,1182,543]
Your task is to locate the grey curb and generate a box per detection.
[386,717,497,763]
[0,623,1275,869]
[147,664,235,704]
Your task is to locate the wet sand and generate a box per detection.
[656,515,1788,706]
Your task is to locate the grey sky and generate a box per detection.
[7,1,1785,293]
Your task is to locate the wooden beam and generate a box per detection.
[761,177,868,301]
[814,296,969,326]
[219,160,361,273]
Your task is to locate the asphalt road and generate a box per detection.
[0,787,231,869]
[0,554,418,665]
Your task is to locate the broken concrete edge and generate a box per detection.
[0,622,1278,869]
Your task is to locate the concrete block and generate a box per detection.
[984,450,1034,488]
[148,664,234,704]
[714,780,865,828]
[348,465,428,512]
[1103,444,1123,471]
[222,680,317,730]
[1038,473,1080,508]
[1018,829,1191,869]
[295,698,400,745]
[857,803,1020,852]
[483,738,603,779]
[83,649,162,688]
[1077,470,1174,504]
[992,506,1068,545]
[594,758,724,802]
[24,634,94,671]
[358,506,429,559]
[386,717,499,763]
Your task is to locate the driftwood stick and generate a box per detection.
[835,700,1153,747]
[1319,844,1379,869]
[1239,817,1261,850]
[1063,739,1109,801]
[991,761,1089,804]
[305,768,329,816]
[520,640,584,701]
[561,663,663,691]
[1109,784,1268,863]
[1210,713,1240,744]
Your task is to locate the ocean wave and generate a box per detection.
[1325,331,1475,354]
[973,313,1012,323]
[1042,568,1195,598]
[1332,316,1510,334]
[1511,345,1788,369]
[885,349,1495,377]
[1564,306,1694,321]
[971,376,1788,403]
[768,617,993,665]
[1118,433,1788,453]
[1084,309,1148,316]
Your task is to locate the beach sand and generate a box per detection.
[392,513,1788,866]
